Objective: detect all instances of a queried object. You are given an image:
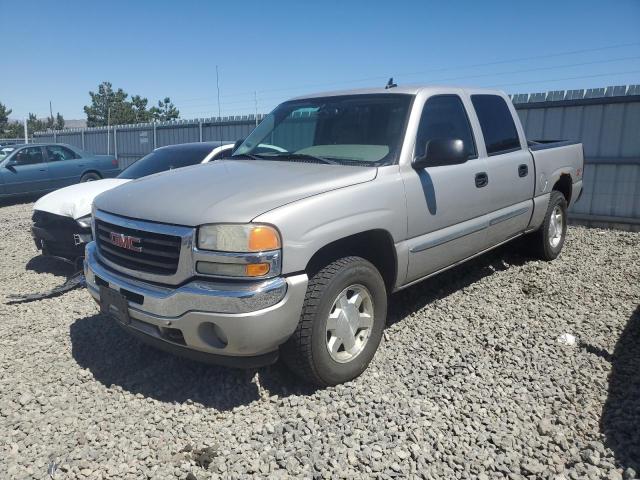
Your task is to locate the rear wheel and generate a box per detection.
[530,191,567,260]
[80,172,101,182]
[282,256,387,386]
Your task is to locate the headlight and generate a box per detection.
[197,224,280,252]
[76,214,92,229]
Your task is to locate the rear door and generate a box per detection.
[1,146,50,195]
[44,144,85,188]
[469,94,535,245]
[403,93,493,282]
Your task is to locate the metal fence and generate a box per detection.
[31,84,640,229]
[513,84,640,230]
[32,116,264,169]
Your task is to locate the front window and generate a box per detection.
[233,94,413,166]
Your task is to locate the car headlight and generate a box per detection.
[197,224,280,252]
[76,214,92,229]
[196,224,281,278]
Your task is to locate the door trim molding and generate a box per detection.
[409,222,488,253]
[489,207,530,226]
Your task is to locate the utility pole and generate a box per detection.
[49,101,54,128]
[254,91,258,126]
[23,118,28,144]
[216,65,221,119]
[107,106,111,155]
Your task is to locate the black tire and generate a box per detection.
[281,256,387,386]
[80,172,101,182]
[530,190,568,261]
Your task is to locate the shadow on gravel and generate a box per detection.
[70,314,318,410]
[69,242,530,409]
[26,255,76,277]
[387,243,529,326]
[601,305,640,471]
[0,193,40,207]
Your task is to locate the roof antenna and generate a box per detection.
[385,77,397,89]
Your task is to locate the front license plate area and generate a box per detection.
[99,286,130,324]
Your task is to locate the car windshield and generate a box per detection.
[232,94,413,166]
[0,147,15,161]
[117,145,214,179]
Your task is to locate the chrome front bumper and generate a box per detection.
[84,242,308,362]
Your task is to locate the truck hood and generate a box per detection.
[33,178,130,219]
[94,160,377,226]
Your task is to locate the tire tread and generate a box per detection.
[281,256,368,385]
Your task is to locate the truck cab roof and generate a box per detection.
[290,85,506,100]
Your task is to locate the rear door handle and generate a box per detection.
[475,172,488,188]
[518,164,528,177]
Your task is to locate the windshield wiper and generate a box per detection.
[230,153,263,160]
[265,153,339,165]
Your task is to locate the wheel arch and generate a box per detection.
[304,229,398,293]
[551,172,572,204]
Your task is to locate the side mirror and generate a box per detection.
[232,138,244,153]
[413,138,467,169]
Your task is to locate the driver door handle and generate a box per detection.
[518,164,528,177]
[475,172,489,188]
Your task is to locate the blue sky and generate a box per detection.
[1,0,639,120]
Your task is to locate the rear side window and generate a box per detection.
[46,145,80,161]
[415,95,477,160]
[471,95,521,155]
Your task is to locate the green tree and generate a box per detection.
[55,112,65,130]
[84,82,179,126]
[130,95,152,123]
[0,101,12,133]
[27,113,48,133]
[84,81,132,127]
[150,97,180,122]
[44,112,65,130]
[5,121,23,139]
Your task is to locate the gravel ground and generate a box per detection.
[1,199,639,480]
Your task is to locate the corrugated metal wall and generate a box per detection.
[33,116,263,169]
[32,85,640,229]
[513,85,640,230]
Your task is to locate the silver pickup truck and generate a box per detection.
[85,85,583,386]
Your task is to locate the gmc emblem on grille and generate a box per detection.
[109,232,142,252]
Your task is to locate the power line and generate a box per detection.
[177,69,640,118]
[178,55,640,114]
[173,41,640,105]
[487,68,640,89]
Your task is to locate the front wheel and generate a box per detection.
[282,256,387,386]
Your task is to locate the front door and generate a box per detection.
[403,94,493,283]
[1,146,50,195]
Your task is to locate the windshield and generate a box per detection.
[117,146,213,179]
[233,94,413,166]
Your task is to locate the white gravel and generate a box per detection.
[1,199,639,480]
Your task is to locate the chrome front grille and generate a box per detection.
[95,218,182,275]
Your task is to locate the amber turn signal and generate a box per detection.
[246,263,270,277]
[248,226,280,251]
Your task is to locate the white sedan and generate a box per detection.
[31,142,233,263]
